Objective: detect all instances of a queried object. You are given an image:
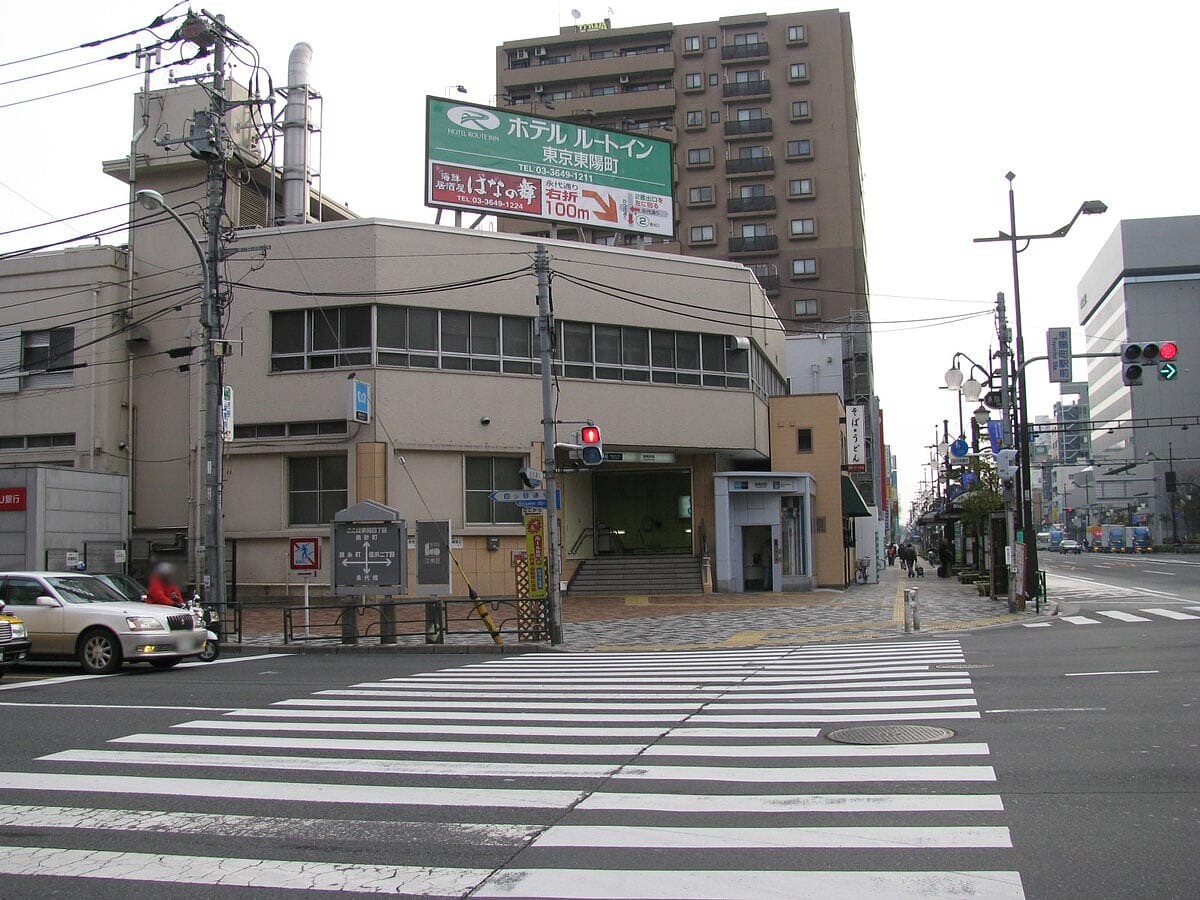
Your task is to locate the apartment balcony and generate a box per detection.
[753,272,780,294]
[727,195,776,216]
[501,50,676,89]
[720,41,769,62]
[725,156,775,177]
[724,117,773,139]
[722,79,771,100]
[728,235,778,255]
[521,88,677,120]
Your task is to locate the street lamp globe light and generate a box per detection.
[135,188,166,212]
[961,377,983,402]
[973,404,991,427]
[944,365,964,390]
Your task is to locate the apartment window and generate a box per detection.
[787,25,807,44]
[592,84,618,96]
[740,183,767,198]
[709,110,721,123]
[793,299,819,318]
[288,455,347,525]
[689,225,715,243]
[21,327,74,389]
[683,35,701,52]
[788,62,809,82]
[465,456,524,525]
[708,73,719,86]
[736,106,765,121]
[738,144,767,159]
[685,110,704,127]
[741,222,769,238]
[786,139,813,159]
[590,49,617,59]
[543,89,572,101]
[788,178,815,198]
[792,257,818,277]
[796,428,813,452]
[541,53,570,65]
[686,147,713,166]
[790,218,816,237]
[688,185,714,204]
[707,36,717,48]
[684,72,703,90]
[790,100,811,120]
[734,69,761,83]
[733,32,761,46]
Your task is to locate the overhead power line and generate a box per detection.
[0,8,183,69]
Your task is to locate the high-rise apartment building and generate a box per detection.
[494,10,868,338]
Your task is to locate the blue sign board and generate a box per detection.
[347,379,371,424]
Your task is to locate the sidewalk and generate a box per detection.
[232,555,1045,652]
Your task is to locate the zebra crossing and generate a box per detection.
[1025,606,1200,628]
[0,639,1024,897]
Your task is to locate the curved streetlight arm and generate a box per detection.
[948,351,992,384]
[135,190,210,301]
[973,200,1108,247]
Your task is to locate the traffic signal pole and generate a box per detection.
[535,244,564,645]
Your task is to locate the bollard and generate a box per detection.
[424,598,445,645]
[911,587,921,631]
[341,603,359,645]
[903,588,913,634]
[380,600,397,645]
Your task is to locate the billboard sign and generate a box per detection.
[846,404,867,473]
[425,96,674,237]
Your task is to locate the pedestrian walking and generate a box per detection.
[886,543,897,567]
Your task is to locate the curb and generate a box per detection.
[222,641,565,656]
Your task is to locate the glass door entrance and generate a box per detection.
[593,469,693,555]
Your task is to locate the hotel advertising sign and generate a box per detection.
[425,96,675,237]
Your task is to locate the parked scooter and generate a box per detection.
[188,593,220,661]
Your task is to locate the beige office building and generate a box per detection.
[0,71,869,600]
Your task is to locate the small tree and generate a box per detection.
[960,456,1005,532]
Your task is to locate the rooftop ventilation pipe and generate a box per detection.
[281,42,313,225]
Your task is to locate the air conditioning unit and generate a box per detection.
[514,49,529,60]
[534,46,547,56]
[534,84,545,93]
[619,75,630,84]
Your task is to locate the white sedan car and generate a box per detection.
[0,572,208,674]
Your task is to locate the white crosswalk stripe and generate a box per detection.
[1,639,1024,897]
[1031,607,1200,627]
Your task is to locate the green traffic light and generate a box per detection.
[1159,362,1179,381]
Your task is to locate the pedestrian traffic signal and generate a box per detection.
[996,448,1018,483]
[579,424,603,466]
[1122,341,1177,385]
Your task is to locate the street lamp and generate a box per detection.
[135,188,225,625]
[974,174,1107,607]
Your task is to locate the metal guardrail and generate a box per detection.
[280,597,550,645]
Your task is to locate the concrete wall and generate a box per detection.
[0,466,126,570]
[768,393,846,587]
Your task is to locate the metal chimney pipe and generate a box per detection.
[281,42,313,225]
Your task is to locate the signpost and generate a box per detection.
[289,537,320,635]
[330,501,407,644]
[347,379,371,424]
[523,510,549,600]
[220,385,234,442]
[425,96,674,238]
[845,404,867,473]
[1047,327,1072,383]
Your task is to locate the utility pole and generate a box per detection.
[996,291,1018,612]
[535,245,563,644]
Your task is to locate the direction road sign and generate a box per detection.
[1047,327,1072,383]
[490,489,546,504]
[1160,362,1179,381]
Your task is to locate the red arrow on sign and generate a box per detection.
[583,190,618,222]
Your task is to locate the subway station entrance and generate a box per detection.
[592,468,693,555]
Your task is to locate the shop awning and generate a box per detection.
[841,475,872,518]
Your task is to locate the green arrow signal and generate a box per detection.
[1160,362,1179,381]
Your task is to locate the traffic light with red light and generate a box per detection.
[1121,341,1177,385]
[579,425,603,466]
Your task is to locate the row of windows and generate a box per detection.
[0,432,75,450]
[506,42,672,69]
[682,25,806,53]
[233,420,348,441]
[0,327,76,393]
[270,305,788,397]
[690,219,817,242]
[685,139,813,167]
[684,62,808,89]
[287,453,525,527]
[685,100,810,129]
[687,178,814,206]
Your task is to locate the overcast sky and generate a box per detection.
[2,0,1197,514]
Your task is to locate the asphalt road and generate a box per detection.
[1041,549,1200,604]
[0,615,1195,898]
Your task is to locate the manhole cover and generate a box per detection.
[826,724,955,745]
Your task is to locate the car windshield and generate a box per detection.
[47,576,133,605]
[103,574,146,600]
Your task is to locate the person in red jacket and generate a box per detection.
[145,562,185,607]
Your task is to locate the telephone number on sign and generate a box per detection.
[527,166,595,183]
[443,194,533,212]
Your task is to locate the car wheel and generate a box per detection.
[150,658,181,669]
[198,640,220,662]
[78,628,122,675]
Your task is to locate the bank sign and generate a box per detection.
[425,96,675,238]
